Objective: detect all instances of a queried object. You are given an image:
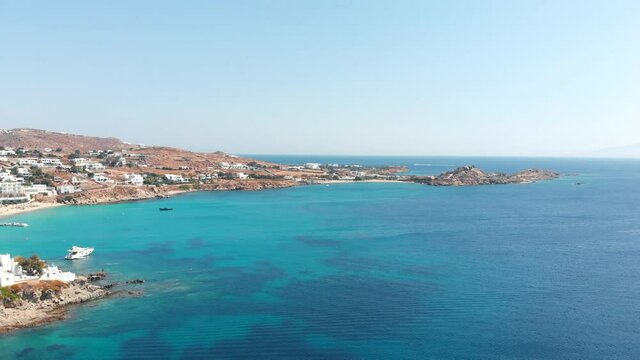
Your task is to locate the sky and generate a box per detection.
[1,1,639,156]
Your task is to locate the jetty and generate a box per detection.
[0,222,29,227]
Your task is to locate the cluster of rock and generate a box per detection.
[64,179,298,205]
[413,165,559,186]
[0,273,143,334]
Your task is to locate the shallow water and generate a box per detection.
[1,157,640,359]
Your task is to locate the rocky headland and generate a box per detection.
[0,273,140,334]
[412,165,559,186]
[63,179,298,205]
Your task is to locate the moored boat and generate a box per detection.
[65,246,94,260]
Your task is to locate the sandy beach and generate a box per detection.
[0,202,64,219]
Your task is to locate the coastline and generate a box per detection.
[0,174,555,219]
[0,202,64,219]
[1,180,407,214]
[0,276,111,335]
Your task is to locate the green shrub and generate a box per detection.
[15,255,45,276]
[0,286,21,301]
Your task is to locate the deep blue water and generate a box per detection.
[1,157,640,359]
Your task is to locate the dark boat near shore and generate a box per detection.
[159,208,173,211]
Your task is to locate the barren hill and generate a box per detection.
[0,128,275,171]
[0,128,131,152]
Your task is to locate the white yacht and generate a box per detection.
[65,246,94,260]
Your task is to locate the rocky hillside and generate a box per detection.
[0,128,273,170]
[0,277,109,333]
[0,128,130,152]
[414,165,559,186]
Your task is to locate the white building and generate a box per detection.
[40,265,76,282]
[71,158,89,166]
[0,181,23,195]
[57,185,79,194]
[0,254,43,287]
[0,253,19,287]
[198,173,219,181]
[0,149,16,156]
[85,162,106,172]
[123,173,144,186]
[0,253,77,287]
[16,167,31,176]
[164,174,185,183]
[39,158,63,167]
[0,172,21,182]
[233,172,249,179]
[304,163,322,170]
[93,174,111,183]
[18,158,38,166]
[23,184,51,196]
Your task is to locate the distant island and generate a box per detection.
[411,165,559,186]
[0,128,560,217]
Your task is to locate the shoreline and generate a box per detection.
[0,202,65,219]
[0,180,410,218]
[0,276,112,335]
[0,174,555,219]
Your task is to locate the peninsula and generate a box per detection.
[0,276,111,334]
[0,128,560,215]
[411,165,560,186]
[0,253,133,334]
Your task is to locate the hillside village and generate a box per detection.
[0,129,406,206]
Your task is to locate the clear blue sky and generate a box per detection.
[1,1,638,156]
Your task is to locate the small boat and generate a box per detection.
[65,246,94,260]
[159,207,173,211]
[0,222,29,227]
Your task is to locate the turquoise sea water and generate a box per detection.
[1,157,640,359]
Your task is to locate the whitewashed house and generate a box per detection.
[71,158,89,166]
[16,167,31,177]
[23,184,52,196]
[1,253,78,287]
[0,253,55,287]
[18,158,38,166]
[0,172,19,182]
[304,163,322,170]
[40,265,76,282]
[0,253,19,287]
[123,173,144,186]
[85,162,106,172]
[93,174,111,183]
[39,158,63,167]
[57,185,79,194]
[164,174,185,183]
